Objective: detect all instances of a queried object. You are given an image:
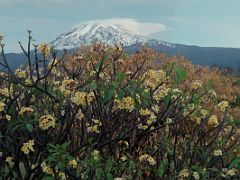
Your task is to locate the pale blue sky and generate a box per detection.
[1,0,240,52]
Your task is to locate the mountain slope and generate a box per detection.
[51,21,174,49]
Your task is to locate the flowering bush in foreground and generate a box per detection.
[0,32,239,179]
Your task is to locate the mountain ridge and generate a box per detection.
[1,21,240,72]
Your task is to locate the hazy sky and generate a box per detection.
[1,0,240,52]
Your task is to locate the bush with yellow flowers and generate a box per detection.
[0,32,239,179]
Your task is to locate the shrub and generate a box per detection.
[0,32,239,179]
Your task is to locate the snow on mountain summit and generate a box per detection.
[51,20,174,49]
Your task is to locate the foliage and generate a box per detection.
[0,32,239,179]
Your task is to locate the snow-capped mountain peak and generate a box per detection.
[51,20,175,49]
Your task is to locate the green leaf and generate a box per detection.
[116,72,125,85]
[158,161,165,177]
[96,168,103,179]
[106,173,113,180]
[174,66,187,83]
[229,158,240,169]
[104,84,115,103]
[139,88,152,105]
[26,123,33,133]
[116,88,124,99]
[88,82,97,90]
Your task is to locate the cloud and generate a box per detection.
[77,18,169,36]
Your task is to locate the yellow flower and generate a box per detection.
[192,81,203,90]
[15,68,27,79]
[19,107,34,115]
[213,149,222,156]
[208,90,217,98]
[62,78,76,90]
[58,172,66,180]
[139,154,156,166]
[226,168,237,177]
[142,70,166,89]
[71,91,87,106]
[39,115,56,130]
[217,101,229,112]
[120,155,128,162]
[208,115,218,126]
[118,140,129,148]
[193,172,200,180]
[115,96,135,111]
[179,169,190,178]
[153,87,170,101]
[69,159,78,169]
[38,42,50,56]
[0,101,6,112]
[92,150,100,160]
[166,117,173,124]
[21,140,34,155]
[6,115,11,121]
[41,162,54,176]
[5,156,13,163]
[200,109,208,118]
[139,108,151,116]
[0,87,12,97]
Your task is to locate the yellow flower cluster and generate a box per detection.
[115,96,135,111]
[208,89,217,98]
[21,140,34,155]
[208,115,218,127]
[178,169,190,178]
[142,70,166,89]
[38,42,50,56]
[86,119,102,133]
[139,108,151,116]
[71,91,95,106]
[213,149,222,156]
[92,150,100,160]
[41,162,54,176]
[59,79,76,96]
[171,88,182,100]
[120,155,128,162]
[217,101,229,112]
[15,68,27,79]
[76,109,85,120]
[226,168,237,177]
[151,105,160,113]
[153,87,170,101]
[69,159,78,169]
[5,156,13,163]
[183,103,195,116]
[192,80,203,90]
[39,115,56,130]
[0,87,13,97]
[139,108,156,126]
[0,101,5,112]
[139,154,156,166]
[193,172,200,180]
[118,140,129,148]
[58,172,66,180]
[5,115,11,121]
[19,107,34,115]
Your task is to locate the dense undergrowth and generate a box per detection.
[0,33,239,179]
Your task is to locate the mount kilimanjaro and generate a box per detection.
[2,21,240,71]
